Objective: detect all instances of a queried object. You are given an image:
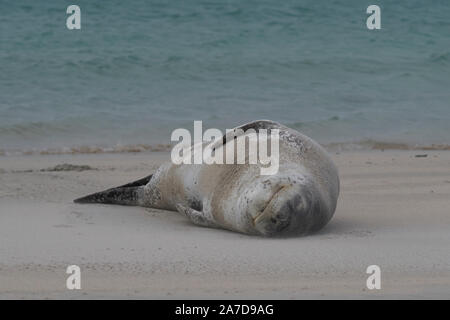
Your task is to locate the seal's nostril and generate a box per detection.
[270,218,277,224]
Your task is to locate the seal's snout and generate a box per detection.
[251,179,329,237]
[252,184,303,236]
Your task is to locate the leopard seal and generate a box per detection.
[74,120,339,236]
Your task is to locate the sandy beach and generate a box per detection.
[0,150,449,299]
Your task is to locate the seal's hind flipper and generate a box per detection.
[116,174,153,188]
[175,204,217,228]
[74,186,143,206]
[73,174,152,205]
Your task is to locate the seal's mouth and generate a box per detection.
[253,185,288,225]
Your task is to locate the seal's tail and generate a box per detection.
[73,174,152,206]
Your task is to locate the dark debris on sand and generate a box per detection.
[41,164,96,172]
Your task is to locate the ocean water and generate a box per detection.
[1,0,450,155]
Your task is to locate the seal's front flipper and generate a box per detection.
[175,204,217,228]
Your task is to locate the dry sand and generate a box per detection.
[0,150,449,299]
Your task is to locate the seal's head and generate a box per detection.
[239,174,330,236]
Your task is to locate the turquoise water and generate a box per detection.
[1,0,450,154]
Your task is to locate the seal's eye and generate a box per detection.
[270,218,277,224]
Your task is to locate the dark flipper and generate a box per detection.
[116,174,153,188]
[73,174,152,205]
[74,186,142,205]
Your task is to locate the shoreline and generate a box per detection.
[1,139,450,157]
[1,150,450,298]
